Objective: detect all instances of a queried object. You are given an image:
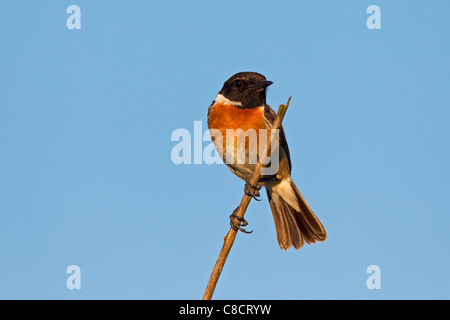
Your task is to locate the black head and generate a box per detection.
[218,72,273,108]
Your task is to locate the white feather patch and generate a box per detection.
[214,93,243,107]
[272,178,300,212]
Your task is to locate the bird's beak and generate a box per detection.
[255,80,273,89]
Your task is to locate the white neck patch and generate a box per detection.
[214,94,243,107]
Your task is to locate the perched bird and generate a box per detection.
[207,72,327,250]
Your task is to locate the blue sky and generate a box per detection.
[0,1,449,299]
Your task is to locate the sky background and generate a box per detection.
[0,1,449,300]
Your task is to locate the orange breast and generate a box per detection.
[207,102,271,166]
[208,102,267,133]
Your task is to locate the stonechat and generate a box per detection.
[207,72,326,250]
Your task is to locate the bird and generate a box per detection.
[207,71,327,250]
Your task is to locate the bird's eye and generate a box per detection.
[234,80,242,88]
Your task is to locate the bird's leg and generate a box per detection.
[244,181,262,201]
[229,207,253,234]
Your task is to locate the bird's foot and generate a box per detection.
[229,208,253,234]
[244,181,262,201]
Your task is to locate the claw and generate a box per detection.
[229,209,253,234]
[244,182,261,201]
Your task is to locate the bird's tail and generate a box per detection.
[266,178,327,250]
